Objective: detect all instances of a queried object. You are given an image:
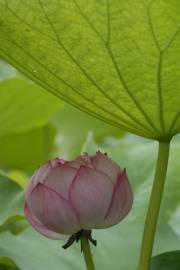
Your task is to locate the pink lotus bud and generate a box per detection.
[24,151,133,239]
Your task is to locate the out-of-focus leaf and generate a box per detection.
[0,265,19,270]
[151,250,180,270]
[5,171,27,189]
[0,174,24,231]
[0,1,180,139]
[0,229,83,270]
[0,257,19,270]
[0,74,62,172]
[53,104,123,158]
[0,215,27,235]
[0,78,62,137]
[0,137,180,270]
[0,125,57,172]
[0,224,179,270]
[0,266,19,270]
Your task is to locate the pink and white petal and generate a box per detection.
[24,203,67,240]
[66,160,84,169]
[50,158,65,168]
[68,153,95,169]
[44,164,77,199]
[104,170,133,227]
[69,166,114,229]
[25,161,52,202]
[29,184,80,235]
[78,153,94,168]
[67,155,94,170]
[25,175,36,204]
[91,151,122,182]
[33,161,53,185]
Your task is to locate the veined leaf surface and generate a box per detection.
[0,0,180,140]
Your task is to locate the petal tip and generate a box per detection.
[50,158,65,168]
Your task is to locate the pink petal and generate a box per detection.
[67,154,94,169]
[33,161,53,185]
[24,203,67,240]
[50,158,65,167]
[43,164,77,199]
[25,161,52,202]
[77,153,94,168]
[91,151,122,182]
[69,166,113,229]
[66,160,83,169]
[104,170,133,227]
[29,184,80,234]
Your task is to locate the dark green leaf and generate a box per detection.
[151,250,180,270]
[0,257,19,270]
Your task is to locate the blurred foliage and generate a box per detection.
[0,63,63,172]
[0,215,27,236]
[5,171,27,189]
[0,174,24,228]
[0,125,56,172]
[52,104,124,159]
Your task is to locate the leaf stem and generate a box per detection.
[81,235,96,270]
[138,141,170,270]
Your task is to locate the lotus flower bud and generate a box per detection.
[24,151,133,239]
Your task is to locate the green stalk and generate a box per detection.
[138,141,170,270]
[81,235,96,270]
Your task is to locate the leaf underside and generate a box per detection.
[0,0,180,140]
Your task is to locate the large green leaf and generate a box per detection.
[151,250,180,270]
[0,137,180,270]
[0,1,180,140]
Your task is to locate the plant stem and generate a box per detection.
[138,141,170,270]
[81,235,96,270]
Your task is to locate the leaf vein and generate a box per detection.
[0,47,153,138]
[71,0,158,134]
[38,0,154,134]
[0,30,153,136]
